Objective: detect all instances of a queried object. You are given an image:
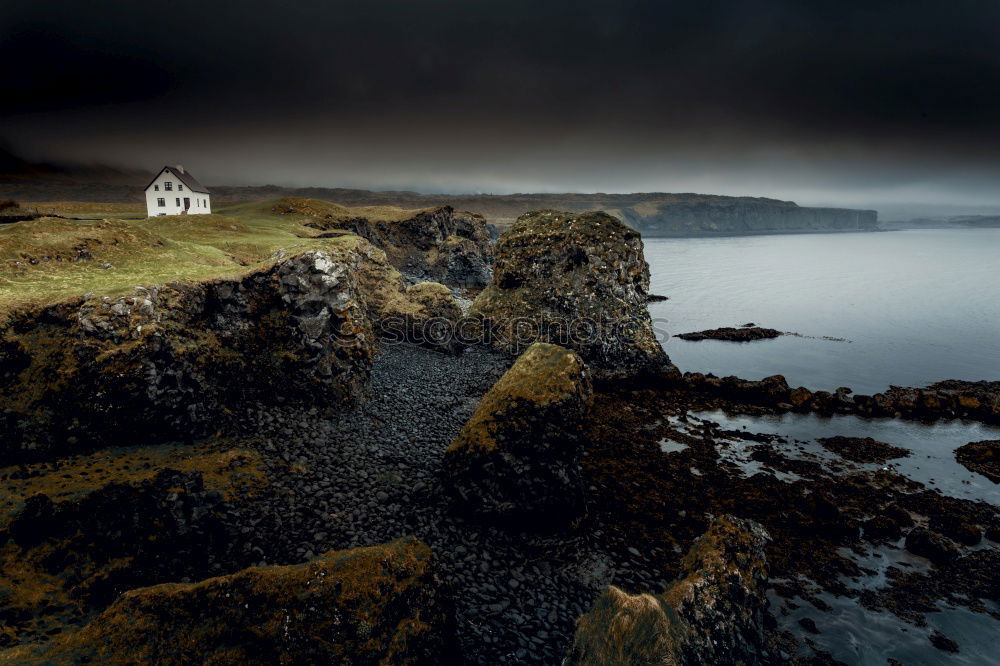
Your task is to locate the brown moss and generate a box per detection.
[568,586,684,665]
[955,440,1000,483]
[1,440,267,524]
[0,441,269,647]
[3,537,452,665]
[447,342,588,455]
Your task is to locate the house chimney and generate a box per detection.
[175,164,185,174]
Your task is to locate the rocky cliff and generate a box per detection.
[610,199,878,236]
[469,209,672,380]
[0,235,460,462]
[273,198,493,287]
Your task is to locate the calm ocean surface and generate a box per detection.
[645,229,1000,394]
[645,228,1000,664]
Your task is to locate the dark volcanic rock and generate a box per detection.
[443,342,592,525]
[566,515,770,665]
[6,536,454,665]
[955,440,1000,483]
[904,528,959,566]
[929,630,960,653]
[0,248,380,461]
[469,209,671,381]
[284,197,494,287]
[0,466,259,644]
[380,281,464,353]
[855,380,1000,423]
[817,436,910,464]
[675,326,783,342]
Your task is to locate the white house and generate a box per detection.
[144,165,212,217]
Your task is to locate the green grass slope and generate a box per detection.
[0,198,425,315]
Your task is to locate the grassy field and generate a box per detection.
[0,198,426,315]
[12,201,147,219]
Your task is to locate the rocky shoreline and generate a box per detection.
[1,204,998,664]
[664,370,1000,424]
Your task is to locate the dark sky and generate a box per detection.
[3,0,1000,208]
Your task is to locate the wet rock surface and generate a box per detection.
[676,325,784,342]
[1,343,997,663]
[8,536,452,665]
[566,515,770,666]
[955,440,1000,483]
[816,436,910,463]
[444,342,592,525]
[469,209,671,381]
[582,384,1000,663]
[671,370,1000,425]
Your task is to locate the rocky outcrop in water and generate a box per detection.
[675,325,783,342]
[955,440,1000,483]
[0,238,442,462]
[469,210,671,381]
[443,342,592,525]
[566,515,770,665]
[671,373,1000,425]
[817,436,910,464]
[4,536,454,665]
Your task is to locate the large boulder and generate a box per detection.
[567,516,770,666]
[469,210,670,381]
[0,248,378,461]
[278,198,494,287]
[443,342,592,525]
[381,281,464,353]
[3,536,454,665]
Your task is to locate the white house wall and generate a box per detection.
[144,169,212,217]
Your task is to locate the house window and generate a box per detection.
[157,198,165,207]
[175,198,181,206]
[154,184,159,191]
[164,181,173,191]
[178,184,184,191]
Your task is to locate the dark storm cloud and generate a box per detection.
[3,0,1000,205]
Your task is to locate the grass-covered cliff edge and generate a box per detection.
[0,198,492,459]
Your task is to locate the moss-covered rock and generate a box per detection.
[567,516,770,665]
[281,198,494,287]
[2,536,454,665]
[382,282,464,354]
[0,460,265,647]
[469,210,670,381]
[0,248,382,461]
[443,342,592,525]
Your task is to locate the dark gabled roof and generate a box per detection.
[143,166,210,194]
